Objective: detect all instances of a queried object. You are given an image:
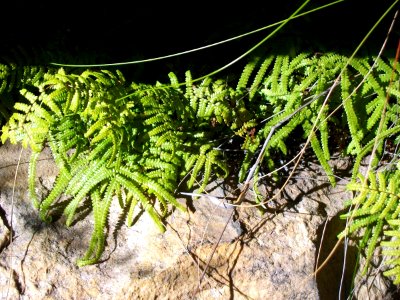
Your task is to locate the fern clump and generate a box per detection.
[0,62,51,129]
[232,52,400,285]
[338,167,400,284]
[237,53,348,186]
[0,65,236,266]
[1,48,400,280]
[334,54,400,283]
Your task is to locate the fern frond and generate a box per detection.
[236,58,259,92]
[39,167,72,222]
[64,165,113,226]
[363,219,383,274]
[308,128,335,186]
[341,68,362,154]
[115,174,165,232]
[339,165,400,281]
[248,56,274,100]
[338,215,380,239]
[76,188,110,267]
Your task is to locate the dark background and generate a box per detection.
[0,0,399,82]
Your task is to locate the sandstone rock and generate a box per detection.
[0,142,397,299]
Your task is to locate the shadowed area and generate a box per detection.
[0,1,398,82]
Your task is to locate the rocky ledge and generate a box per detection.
[0,142,396,299]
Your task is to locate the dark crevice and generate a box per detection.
[0,203,12,252]
[314,210,358,300]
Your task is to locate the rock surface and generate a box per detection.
[0,142,397,299]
